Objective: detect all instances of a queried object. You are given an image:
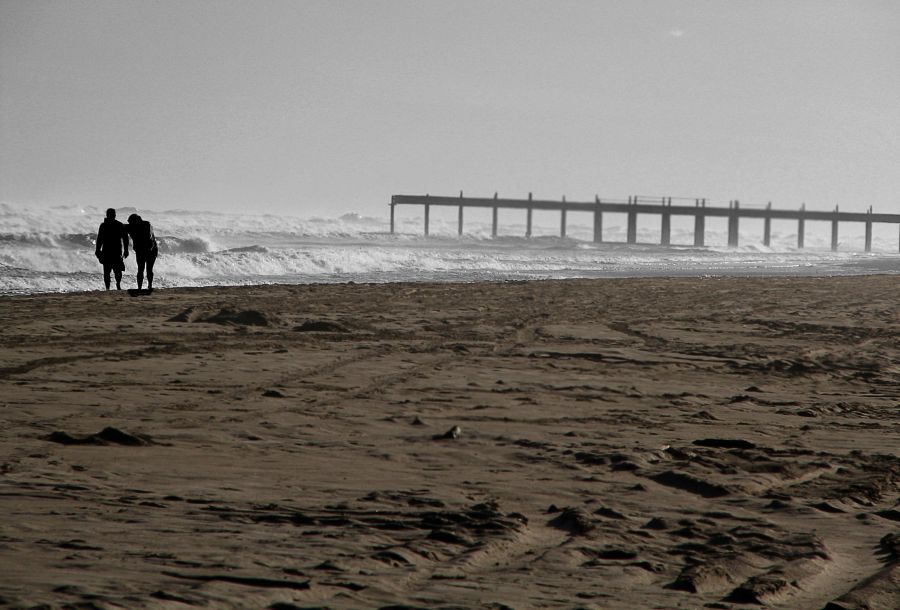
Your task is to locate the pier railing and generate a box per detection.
[390,193,900,252]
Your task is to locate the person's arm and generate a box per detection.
[95,225,103,257]
[148,223,158,252]
[122,226,130,258]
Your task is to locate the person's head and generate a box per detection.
[106,208,116,220]
[127,213,141,225]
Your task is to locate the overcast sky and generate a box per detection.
[2,1,898,217]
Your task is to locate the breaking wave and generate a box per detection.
[1,202,897,295]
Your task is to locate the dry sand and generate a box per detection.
[0,276,898,610]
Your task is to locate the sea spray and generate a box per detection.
[1,203,897,295]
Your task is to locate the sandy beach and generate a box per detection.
[0,276,897,610]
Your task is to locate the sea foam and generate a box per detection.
[1,203,897,295]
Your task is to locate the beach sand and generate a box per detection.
[1,276,898,609]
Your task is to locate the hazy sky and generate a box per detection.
[2,1,898,217]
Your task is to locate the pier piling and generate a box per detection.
[661,197,671,246]
[865,206,873,252]
[727,201,740,247]
[560,196,567,238]
[831,206,839,251]
[492,193,498,237]
[626,196,637,244]
[526,193,533,238]
[593,196,603,243]
[694,199,705,247]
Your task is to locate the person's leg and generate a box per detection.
[114,267,122,290]
[136,255,146,290]
[146,252,156,290]
[103,263,111,290]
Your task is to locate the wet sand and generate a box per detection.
[0,276,898,609]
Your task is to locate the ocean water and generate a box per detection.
[1,202,898,295]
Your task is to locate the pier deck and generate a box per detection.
[390,194,900,251]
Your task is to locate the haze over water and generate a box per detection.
[3,3,900,293]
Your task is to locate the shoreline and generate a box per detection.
[1,276,898,609]
[2,263,899,299]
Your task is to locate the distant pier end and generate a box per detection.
[389,194,900,252]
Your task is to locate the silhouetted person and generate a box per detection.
[95,208,129,290]
[126,213,159,291]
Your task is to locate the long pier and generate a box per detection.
[390,193,900,252]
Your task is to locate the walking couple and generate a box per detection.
[95,208,159,291]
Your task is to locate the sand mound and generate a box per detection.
[166,305,207,323]
[203,308,275,326]
[46,427,155,446]
[548,506,595,535]
[294,320,349,333]
[169,306,277,326]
